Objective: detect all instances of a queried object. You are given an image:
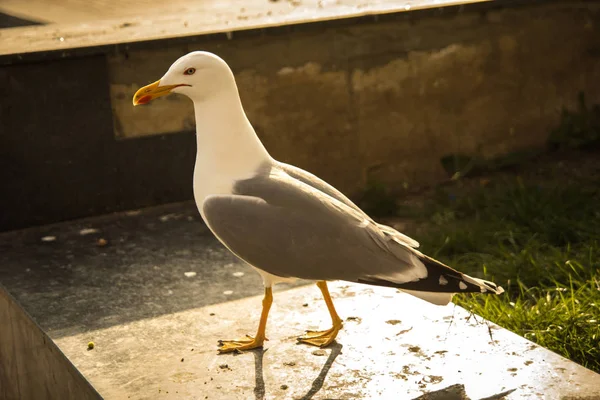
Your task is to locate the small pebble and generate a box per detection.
[97,238,108,247]
[181,358,184,362]
[87,342,95,350]
[219,364,229,369]
[283,361,296,366]
[232,272,245,277]
[302,303,309,307]
[312,349,326,356]
[280,384,288,390]
[209,313,215,316]
[41,236,56,242]
[184,271,197,278]
[159,214,178,222]
[79,228,99,235]
[223,290,233,295]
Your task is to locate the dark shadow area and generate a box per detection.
[249,343,343,400]
[412,384,516,400]
[299,343,343,400]
[413,384,468,400]
[1,56,199,232]
[0,285,101,400]
[0,12,42,28]
[253,349,267,400]
[0,202,307,338]
[479,388,517,400]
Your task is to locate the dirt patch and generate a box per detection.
[385,319,402,325]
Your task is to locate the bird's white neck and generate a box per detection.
[192,91,271,194]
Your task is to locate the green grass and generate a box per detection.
[358,180,399,218]
[401,176,600,372]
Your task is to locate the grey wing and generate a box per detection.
[277,162,364,215]
[202,171,426,284]
[278,161,420,248]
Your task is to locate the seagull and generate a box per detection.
[133,51,504,353]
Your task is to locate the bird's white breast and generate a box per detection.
[192,166,233,221]
[192,147,264,221]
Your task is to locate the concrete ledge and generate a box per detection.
[53,284,600,399]
[0,0,496,59]
[0,285,101,400]
[0,202,598,399]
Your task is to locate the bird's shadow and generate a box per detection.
[411,384,516,400]
[252,342,343,400]
[250,344,514,400]
[253,348,267,400]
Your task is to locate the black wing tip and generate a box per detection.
[460,274,505,295]
[419,254,505,294]
[356,254,505,295]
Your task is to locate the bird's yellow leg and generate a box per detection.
[298,281,343,347]
[218,286,272,353]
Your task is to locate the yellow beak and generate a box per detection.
[132,80,188,106]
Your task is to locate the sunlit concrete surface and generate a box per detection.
[0,0,489,25]
[1,202,598,399]
[0,0,491,55]
[55,284,600,399]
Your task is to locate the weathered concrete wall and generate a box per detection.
[111,2,600,193]
[1,1,599,231]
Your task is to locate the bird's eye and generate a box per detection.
[184,68,196,75]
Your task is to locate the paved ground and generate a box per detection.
[1,202,599,399]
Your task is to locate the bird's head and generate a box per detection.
[132,51,235,106]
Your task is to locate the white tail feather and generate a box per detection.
[400,289,454,306]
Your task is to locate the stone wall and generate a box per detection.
[111,2,600,193]
[2,0,599,231]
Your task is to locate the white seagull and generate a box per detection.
[133,51,504,353]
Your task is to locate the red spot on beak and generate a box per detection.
[137,95,152,105]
